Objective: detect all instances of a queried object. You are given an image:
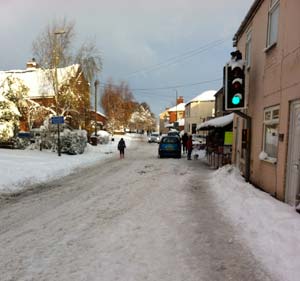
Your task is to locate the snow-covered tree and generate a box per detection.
[129,103,156,132]
[0,76,29,141]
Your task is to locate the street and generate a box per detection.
[0,138,275,281]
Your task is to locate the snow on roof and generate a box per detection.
[197,113,234,130]
[168,102,185,112]
[90,110,107,119]
[0,64,80,98]
[186,90,217,105]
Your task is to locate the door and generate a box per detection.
[286,100,300,207]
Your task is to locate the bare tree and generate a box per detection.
[32,18,75,69]
[101,80,136,133]
[32,18,102,79]
[31,18,102,130]
[74,41,102,82]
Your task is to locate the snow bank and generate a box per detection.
[209,165,300,281]
[0,135,135,194]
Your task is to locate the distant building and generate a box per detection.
[89,111,108,131]
[184,90,216,134]
[159,96,185,133]
[159,108,170,134]
[214,87,225,118]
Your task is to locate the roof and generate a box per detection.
[197,113,234,130]
[186,90,216,106]
[234,0,263,43]
[0,64,81,98]
[90,110,107,119]
[168,102,185,112]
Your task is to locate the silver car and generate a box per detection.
[148,132,160,143]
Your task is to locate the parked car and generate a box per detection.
[167,130,180,138]
[148,132,160,143]
[158,136,181,158]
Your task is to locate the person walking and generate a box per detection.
[186,135,193,160]
[181,132,188,154]
[118,138,126,159]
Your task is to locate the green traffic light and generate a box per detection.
[232,95,241,105]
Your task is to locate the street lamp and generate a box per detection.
[54,30,65,156]
[94,79,99,137]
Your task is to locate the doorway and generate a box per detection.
[286,100,300,207]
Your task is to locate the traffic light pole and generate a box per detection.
[232,110,251,183]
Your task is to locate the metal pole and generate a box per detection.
[54,30,65,157]
[175,89,178,121]
[94,80,99,137]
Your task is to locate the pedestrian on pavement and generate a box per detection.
[181,132,188,154]
[186,135,193,160]
[118,138,126,159]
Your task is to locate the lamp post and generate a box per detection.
[94,79,99,137]
[54,30,65,156]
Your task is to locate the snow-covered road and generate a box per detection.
[0,140,275,281]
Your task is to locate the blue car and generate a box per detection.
[158,136,181,158]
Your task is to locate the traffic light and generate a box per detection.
[225,58,245,110]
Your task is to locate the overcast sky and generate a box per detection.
[0,0,254,116]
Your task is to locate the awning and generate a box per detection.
[197,113,234,131]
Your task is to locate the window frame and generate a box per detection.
[262,105,280,163]
[266,0,280,49]
[245,29,252,69]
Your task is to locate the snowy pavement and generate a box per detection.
[0,135,300,280]
[0,140,272,281]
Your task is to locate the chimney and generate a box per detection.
[26,58,38,70]
[176,96,184,105]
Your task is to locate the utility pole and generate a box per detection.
[175,89,178,121]
[94,80,99,137]
[54,30,65,157]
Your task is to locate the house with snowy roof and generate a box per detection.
[184,90,216,134]
[159,96,185,133]
[0,60,99,134]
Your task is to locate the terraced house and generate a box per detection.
[232,0,300,208]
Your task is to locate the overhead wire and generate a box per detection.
[97,37,228,109]
[124,37,229,78]
[99,77,222,92]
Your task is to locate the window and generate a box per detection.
[186,106,190,118]
[266,0,280,48]
[245,30,252,68]
[192,124,197,134]
[263,106,279,161]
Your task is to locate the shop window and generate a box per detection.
[262,106,279,162]
[266,0,280,48]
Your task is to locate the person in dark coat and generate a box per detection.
[186,135,193,160]
[118,138,126,159]
[181,132,188,154]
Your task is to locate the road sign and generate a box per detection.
[51,116,64,124]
